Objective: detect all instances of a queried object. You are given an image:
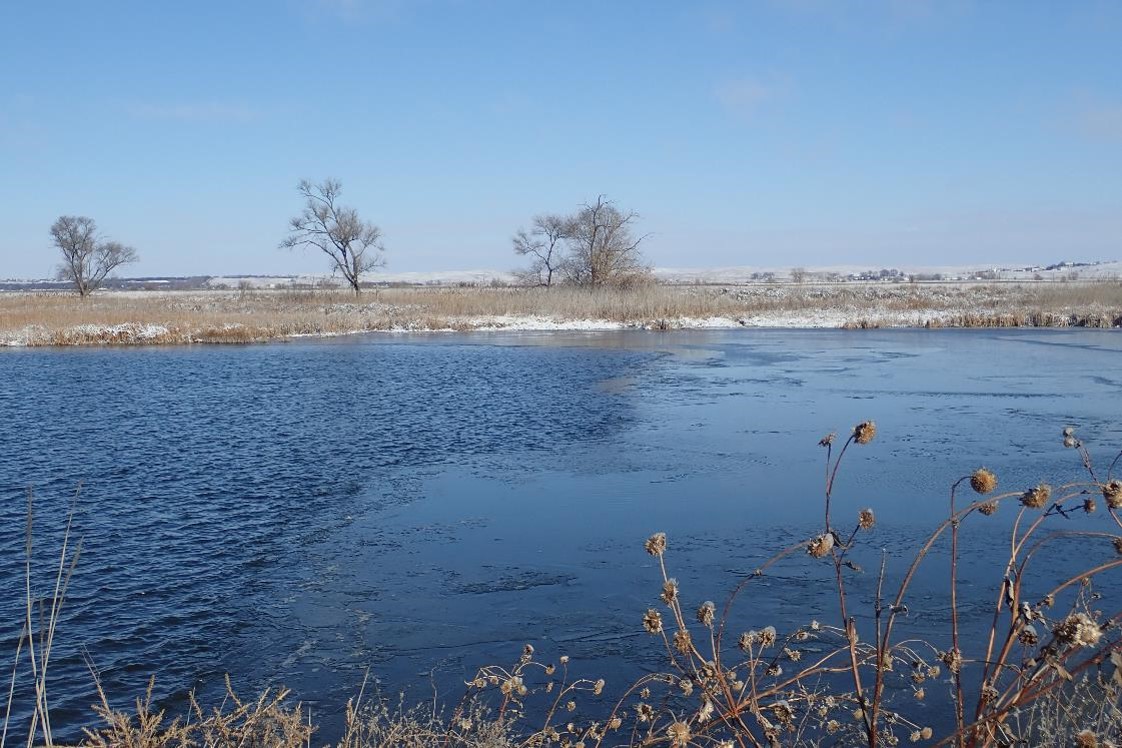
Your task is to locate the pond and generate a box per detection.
[2,329,1121,742]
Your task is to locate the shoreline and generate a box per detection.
[3,283,1121,346]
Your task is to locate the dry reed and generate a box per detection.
[2,282,1121,345]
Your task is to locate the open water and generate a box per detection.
[2,329,1121,741]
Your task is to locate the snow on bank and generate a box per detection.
[400,312,895,332]
[4,323,170,346]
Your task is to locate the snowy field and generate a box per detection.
[188,259,1122,290]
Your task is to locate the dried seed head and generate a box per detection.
[660,578,678,605]
[858,508,876,530]
[1075,731,1098,748]
[784,647,802,662]
[738,631,756,652]
[666,722,691,747]
[1054,612,1103,648]
[1104,480,1122,509]
[642,609,663,635]
[673,628,692,655]
[593,678,605,695]
[771,700,795,726]
[696,601,716,627]
[1021,483,1052,509]
[645,532,667,556]
[523,643,535,658]
[970,468,998,495]
[1018,624,1039,646]
[1113,537,1122,557]
[1085,497,1098,514]
[759,626,777,647]
[635,703,654,723]
[854,421,877,445]
[819,433,836,447]
[920,727,932,740]
[1064,435,1078,449]
[678,678,693,696]
[807,533,835,558]
[939,648,963,674]
[978,501,998,516]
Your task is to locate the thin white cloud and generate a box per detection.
[1077,102,1122,143]
[766,0,970,26]
[310,0,411,23]
[128,101,260,123]
[1053,90,1122,144]
[714,76,790,122]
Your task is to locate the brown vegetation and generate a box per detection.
[2,281,1121,346]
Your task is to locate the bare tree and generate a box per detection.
[512,214,571,287]
[50,216,138,296]
[280,178,385,295]
[790,267,808,284]
[562,196,650,287]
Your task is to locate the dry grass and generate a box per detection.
[613,424,1122,747]
[81,676,313,748]
[2,282,1122,345]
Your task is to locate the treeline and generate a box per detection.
[46,179,651,297]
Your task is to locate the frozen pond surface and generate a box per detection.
[2,329,1121,741]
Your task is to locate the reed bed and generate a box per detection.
[7,425,1122,746]
[2,282,1122,345]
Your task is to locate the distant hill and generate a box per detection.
[2,260,1118,291]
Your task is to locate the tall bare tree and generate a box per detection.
[280,178,385,295]
[512,214,571,287]
[563,196,650,287]
[50,216,138,296]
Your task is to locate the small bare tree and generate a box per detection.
[562,196,650,287]
[50,216,138,297]
[790,267,808,284]
[280,178,385,295]
[512,214,571,287]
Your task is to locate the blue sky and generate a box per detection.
[2,0,1120,278]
